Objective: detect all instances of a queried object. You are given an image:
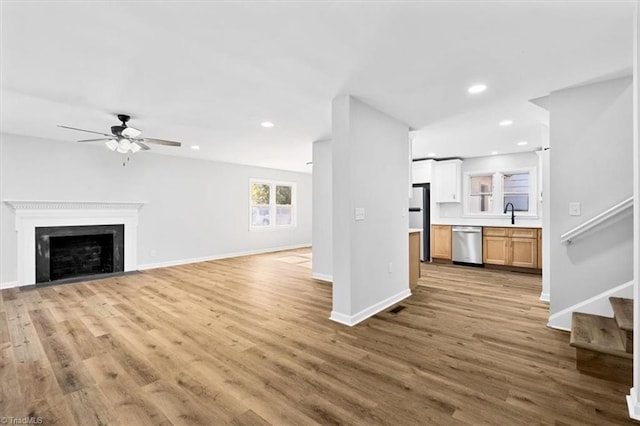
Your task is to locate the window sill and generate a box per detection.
[249,225,297,232]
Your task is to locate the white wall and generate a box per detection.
[433,151,542,228]
[312,140,332,282]
[547,76,633,326]
[0,133,312,285]
[331,95,410,326]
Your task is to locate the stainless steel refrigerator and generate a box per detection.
[409,184,430,261]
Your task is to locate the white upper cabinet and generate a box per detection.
[434,159,462,203]
[412,159,434,184]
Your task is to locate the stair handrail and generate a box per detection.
[560,196,633,244]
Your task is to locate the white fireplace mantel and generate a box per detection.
[4,200,146,286]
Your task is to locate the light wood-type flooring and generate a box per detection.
[1,248,636,425]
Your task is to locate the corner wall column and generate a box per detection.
[330,95,411,326]
[628,1,640,420]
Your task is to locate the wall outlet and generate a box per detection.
[569,202,581,216]
[388,262,393,273]
[355,207,365,221]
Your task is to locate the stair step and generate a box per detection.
[609,297,633,331]
[569,312,630,358]
[570,312,632,385]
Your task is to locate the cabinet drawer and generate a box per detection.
[483,227,508,237]
[509,228,537,239]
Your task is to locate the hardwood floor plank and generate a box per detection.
[1,347,23,415]
[96,333,159,387]
[5,301,46,363]
[15,359,59,403]
[65,386,114,426]
[59,318,105,360]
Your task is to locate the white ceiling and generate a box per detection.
[0,1,634,172]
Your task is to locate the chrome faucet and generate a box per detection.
[504,202,515,225]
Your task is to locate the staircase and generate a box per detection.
[569,297,633,385]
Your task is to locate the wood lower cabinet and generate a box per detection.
[537,229,542,269]
[431,225,452,260]
[409,231,421,289]
[483,227,539,269]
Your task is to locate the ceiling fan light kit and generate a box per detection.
[105,139,119,151]
[58,114,182,155]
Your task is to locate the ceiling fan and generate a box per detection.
[58,114,182,154]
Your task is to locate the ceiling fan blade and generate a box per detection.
[138,137,182,147]
[58,125,113,137]
[133,140,151,150]
[77,138,113,143]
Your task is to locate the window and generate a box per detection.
[468,175,493,213]
[250,179,296,230]
[503,173,529,212]
[464,168,536,216]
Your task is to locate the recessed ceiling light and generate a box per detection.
[491,151,498,155]
[468,84,487,94]
[261,121,274,128]
[427,152,436,157]
[517,141,528,146]
[190,145,200,150]
[499,120,513,126]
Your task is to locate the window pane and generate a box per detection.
[276,185,292,205]
[470,175,492,194]
[276,205,292,225]
[504,195,529,212]
[469,194,493,213]
[251,183,270,205]
[503,173,529,194]
[251,206,271,226]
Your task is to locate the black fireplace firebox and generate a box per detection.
[35,225,124,284]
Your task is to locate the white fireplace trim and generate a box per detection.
[4,200,146,286]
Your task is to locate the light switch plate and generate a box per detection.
[355,207,365,221]
[569,202,581,216]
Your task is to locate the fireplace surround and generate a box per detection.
[4,200,144,286]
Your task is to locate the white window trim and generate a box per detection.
[463,167,537,218]
[249,178,297,231]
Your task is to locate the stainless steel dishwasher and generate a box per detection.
[451,226,483,265]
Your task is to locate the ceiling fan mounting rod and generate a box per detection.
[117,114,131,126]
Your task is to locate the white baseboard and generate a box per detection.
[539,292,550,303]
[138,243,311,271]
[0,281,19,290]
[628,388,640,420]
[330,288,412,327]
[311,272,333,283]
[547,280,633,331]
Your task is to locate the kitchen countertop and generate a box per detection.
[409,228,423,233]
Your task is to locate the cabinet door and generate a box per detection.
[412,160,433,184]
[434,160,461,203]
[483,236,508,265]
[431,225,452,260]
[510,237,538,268]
